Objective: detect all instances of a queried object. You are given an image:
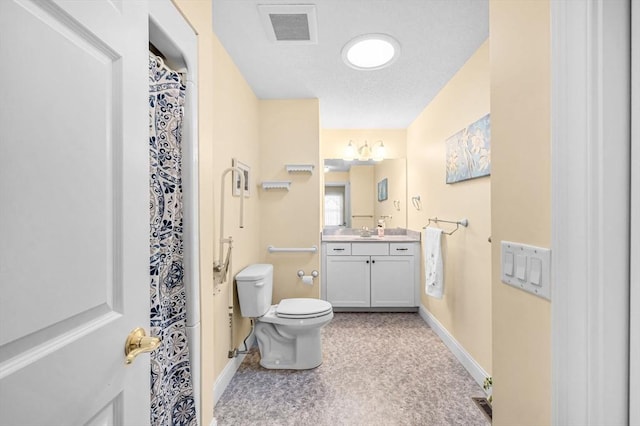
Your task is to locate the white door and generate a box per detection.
[0,1,149,424]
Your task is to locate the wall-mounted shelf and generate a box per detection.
[261,181,292,190]
[285,164,314,173]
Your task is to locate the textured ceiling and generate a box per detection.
[212,0,489,129]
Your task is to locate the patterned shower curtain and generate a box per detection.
[149,53,197,426]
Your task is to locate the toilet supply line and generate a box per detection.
[229,319,254,359]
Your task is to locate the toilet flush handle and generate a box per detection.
[254,281,264,287]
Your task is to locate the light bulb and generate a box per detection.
[373,141,386,161]
[343,141,356,161]
[358,141,371,161]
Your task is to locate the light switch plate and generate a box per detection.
[501,241,551,300]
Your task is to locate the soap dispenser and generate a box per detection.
[377,219,385,237]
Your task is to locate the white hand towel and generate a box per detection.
[423,228,444,299]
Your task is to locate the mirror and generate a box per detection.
[323,158,407,229]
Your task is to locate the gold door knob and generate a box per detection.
[124,327,161,365]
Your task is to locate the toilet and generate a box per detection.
[235,264,333,369]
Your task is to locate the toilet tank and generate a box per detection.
[235,264,273,317]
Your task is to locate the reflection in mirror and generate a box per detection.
[324,184,348,227]
[323,158,407,229]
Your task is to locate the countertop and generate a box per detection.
[321,228,421,242]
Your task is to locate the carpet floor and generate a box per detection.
[214,312,491,426]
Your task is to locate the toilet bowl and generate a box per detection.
[235,264,333,369]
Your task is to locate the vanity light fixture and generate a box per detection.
[342,34,400,70]
[343,140,386,162]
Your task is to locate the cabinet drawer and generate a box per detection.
[389,243,416,256]
[325,243,351,255]
[352,243,389,256]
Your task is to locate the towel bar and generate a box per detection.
[423,217,469,236]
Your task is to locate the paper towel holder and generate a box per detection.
[297,270,319,278]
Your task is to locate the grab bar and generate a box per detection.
[267,245,318,253]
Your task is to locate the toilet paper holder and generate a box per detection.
[297,270,319,279]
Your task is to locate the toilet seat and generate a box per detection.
[276,298,333,319]
[258,298,333,326]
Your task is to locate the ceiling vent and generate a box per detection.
[258,4,318,44]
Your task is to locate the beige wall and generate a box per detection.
[173,1,261,424]
[406,41,492,374]
[324,171,349,183]
[259,100,321,303]
[490,1,551,425]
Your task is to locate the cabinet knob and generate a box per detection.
[372,260,376,263]
[366,260,370,264]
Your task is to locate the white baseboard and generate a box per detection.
[418,305,490,394]
[212,334,256,407]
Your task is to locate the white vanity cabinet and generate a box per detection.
[322,241,420,310]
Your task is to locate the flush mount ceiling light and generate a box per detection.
[342,34,400,70]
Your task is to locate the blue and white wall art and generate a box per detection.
[445,113,491,184]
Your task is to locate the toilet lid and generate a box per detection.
[276,298,333,319]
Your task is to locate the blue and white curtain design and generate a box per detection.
[149,53,197,426]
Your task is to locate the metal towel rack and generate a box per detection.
[267,245,318,253]
[423,217,469,236]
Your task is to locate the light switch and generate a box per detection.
[530,257,542,286]
[515,254,527,281]
[501,241,551,300]
[504,252,514,276]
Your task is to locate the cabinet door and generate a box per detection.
[326,255,371,307]
[371,256,416,307]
